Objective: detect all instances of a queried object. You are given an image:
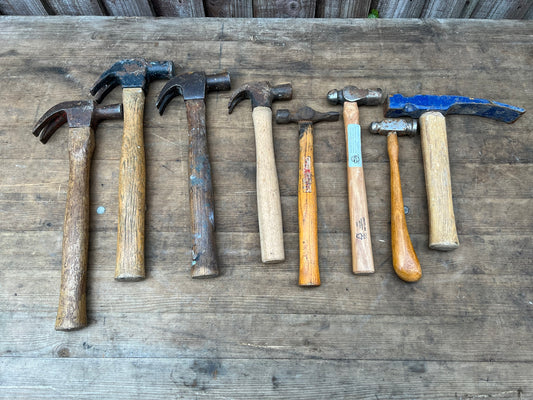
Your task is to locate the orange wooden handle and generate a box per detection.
[343,102,374,274]
[298,123,320,286]
[56,126,94,331]
[388,133,422,282]
[116,88,146,281]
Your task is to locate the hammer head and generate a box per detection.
[369,119,418,137]
[32,100,123,144]
[156,71,231,115]
[90,58,174,103]
[275,106,339,125]
[228,81,292,113]
[385,94,525,123]
[327,86,384,106]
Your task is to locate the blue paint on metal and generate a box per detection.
[386,94,525,123]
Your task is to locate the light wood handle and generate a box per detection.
[298,123,320,287]
[116,87,146,281]
[186,99,218,278]
[388,133,422,282]
[343,102,374,274]
[252,106,285,263]
[419,112,459,251]
[55,126,95,331]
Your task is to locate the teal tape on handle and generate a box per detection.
[347,124,362,168]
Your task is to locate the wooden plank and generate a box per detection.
[470,0,533,19]
[100,0,155,16]
[420,0,469,18]
[253,0,317,17]
[204,0,253,17]
[316,0,372,18]
[0,0,49,15]
[370,0,426,17]
[151,0,205,17]
[46,0,106,15]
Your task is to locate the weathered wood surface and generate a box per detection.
[0,17,532,399]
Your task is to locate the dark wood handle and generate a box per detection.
[388,133,422,282]
[116,88,146,281]
[298,123,320,287]
[186,99,218,278]
[55,126,95,331]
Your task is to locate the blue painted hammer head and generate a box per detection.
[385,94,525,123]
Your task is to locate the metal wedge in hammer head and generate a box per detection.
[33,100,122,331]
[385,94,526,251]
[369,119,421,283]
[91,58,174,281]
[326,85,385,275]
[157,71,231,278]
[275,106,339,287]
[226,81,292,264]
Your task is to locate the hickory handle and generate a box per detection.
[186,99,218,278]
[55,126,95,331]
[343,102,374,274]
[298,123,320,287]
[251,106,285,263]
[116,88,146,281]
[387,133,422,282]
[419,112,459,251]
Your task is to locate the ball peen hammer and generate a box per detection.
[385,94,525,251]
[276,106,340,286]
[33,100,123,330]
[91,58,174,281]
[156,71,231,278]
[327,86,384,275]
[369,119,422,282]
[228,81,292,264]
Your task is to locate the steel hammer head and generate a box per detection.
[327,86,384,106]
[32,100,123,144]
[90,58,174,103]
[228,81,292,113]
[275,106,339,125]
[385,94,525,123]
[369,119,418,137]
[156,71,231,115]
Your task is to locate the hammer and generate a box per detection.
[327,86,384,275]
[276,106,339,286]
[32,100,123,330]
[91,58,174,281]
[228,81,292,264]
[369,119,422,282]
[385,94,526,251]
[156,71,231,278]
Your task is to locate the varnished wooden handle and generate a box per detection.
[298,123,320,287]
[252,106,285,263]
[419,112,459,251]
[388,133,422,282]
[55,126,95,331]
[186,99,218,278]
[116,87,146,281]
[343,102,374,274]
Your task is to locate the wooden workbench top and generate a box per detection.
[0,16,531,399]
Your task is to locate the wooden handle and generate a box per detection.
[116,87,146,281]
[298,123,320,287]
[388,133,422,282]
[343,102,374,274]
[419,112,459,251]
[186,99,218,278]
[252,106,285,263]
[55,126,95,331]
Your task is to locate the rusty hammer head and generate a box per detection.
[33,100,123,144]
[275,106,339,127]
[90,58,174,103]
[156,71,231,114]
[327,86,384,106]
[228,81,292,113]
[369,119,418,137]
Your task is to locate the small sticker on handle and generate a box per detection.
[347,124,362,168]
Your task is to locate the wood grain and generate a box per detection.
[204,0,253,17]
[100,0,154,16]
[46,0,105,15]
[253,0,317,17]
[151,0,205,17]
[316,0,372,17]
